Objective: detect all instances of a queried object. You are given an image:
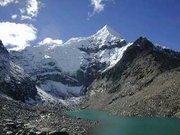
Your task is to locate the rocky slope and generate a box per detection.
[10,25,130,98]
[86,37,180,117]
[0,40,38,102]
[0,94,96,135]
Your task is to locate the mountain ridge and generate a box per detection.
[1,25,179,108]
[85,37,180,117]
[10,25,128,99]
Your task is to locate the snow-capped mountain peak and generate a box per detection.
[10,25,130,99]
[65,25,125,49]
[93,25,122,38]
[90,25,125,48]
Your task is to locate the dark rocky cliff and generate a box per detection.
[0,40,38,102]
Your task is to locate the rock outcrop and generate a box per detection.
[0,40,38,102]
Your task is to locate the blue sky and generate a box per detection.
[0,0,180,51]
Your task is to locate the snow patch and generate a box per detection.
[36,86,67,104]
[40,81,83,97]
[37,86,82,105]
[102,43,132,72]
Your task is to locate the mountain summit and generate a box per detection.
[10,26,129,98]
[65,25,125,49]
[93,25,123,39]
[90,25,125,48]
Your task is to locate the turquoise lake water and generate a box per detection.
[66,110,180,135]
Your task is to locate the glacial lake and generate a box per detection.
[66,110,180,135]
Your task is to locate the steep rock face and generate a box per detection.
[0,40,38,102]
[10,25,130,98]
[86,37,180,117]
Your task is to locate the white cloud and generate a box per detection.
[38,37,63,45]
[11,14,18,19]
[20,0,40,20]
[27,0,39,17]
[91,0,105,14]
[21,15,32,20]
[0,22,37,51]
[89,0,113,17]
[0,0,18,6]
[0,0,41,20]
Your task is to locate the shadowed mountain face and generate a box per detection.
[0,40,38,102]
[86,37,180,117]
